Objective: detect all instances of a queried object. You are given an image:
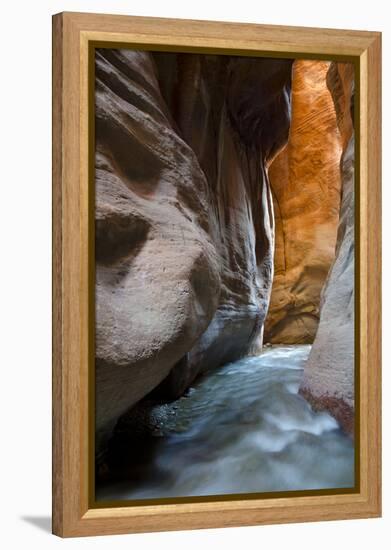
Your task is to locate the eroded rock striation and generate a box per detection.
[299,62,355,435]
[95,49,293,454]
[264,60,343,344]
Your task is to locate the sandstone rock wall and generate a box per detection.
[264,60,343,344]
[299,62,355,435]
[95,49,293,453]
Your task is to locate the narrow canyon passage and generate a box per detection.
[95,50,355,499]
[97,346,354,500]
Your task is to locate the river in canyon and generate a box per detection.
[96,345,354,501]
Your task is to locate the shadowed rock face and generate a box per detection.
[264,60,343,344]
[95,49,293,453]
[300,62,355,435]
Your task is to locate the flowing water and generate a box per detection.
[97,345,354,501]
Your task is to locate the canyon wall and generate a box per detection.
[95,49,293,454]
[264,60,343,344]
[300,62,355,435]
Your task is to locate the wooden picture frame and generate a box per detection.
[52,11,381,538]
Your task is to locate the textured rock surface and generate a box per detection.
[300,62,355,435]
[264,60,343,344]
[95,49,293,453]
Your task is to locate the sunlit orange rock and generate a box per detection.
[264,60,343,344]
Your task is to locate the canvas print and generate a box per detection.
[94,48,355,502]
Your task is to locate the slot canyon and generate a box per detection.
[94,49,355,497]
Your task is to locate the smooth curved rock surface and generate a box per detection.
[300,62,355,435]
[264,60,343,344]
[95,49,293,453]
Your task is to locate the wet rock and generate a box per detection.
[299,63,355,435]
[95,49,293,453]
[95,49,221,453]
